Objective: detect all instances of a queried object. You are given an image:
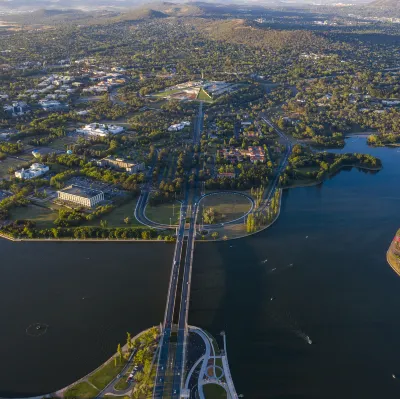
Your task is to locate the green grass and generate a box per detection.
[153,88,182,97]
[114,377,130,391]
[200,193,252,223]
[0,157,31,178]
[85,199,140,228]
[64,381,99,399]
[9,205,58,228]
[46,136,78,151]
[88,357,128,390]
[197,88,213,102]
[203,383,227,399]
[145,200,181,225]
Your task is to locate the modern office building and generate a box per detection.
[57,185,104,207]
[97,156,145,174]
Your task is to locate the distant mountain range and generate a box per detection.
[368,0,400,8]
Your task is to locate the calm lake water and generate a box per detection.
[2,137,400,398]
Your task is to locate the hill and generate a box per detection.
[368,0,400,7]
[1,8,117,24]
[117,8,168,21]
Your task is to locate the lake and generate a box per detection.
[2,137,400,398]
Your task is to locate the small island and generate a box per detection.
[387,230,400,277]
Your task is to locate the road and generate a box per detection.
[153,202,188,398]
[154,102,204,398]
[260,116,292,204]
[170,202,199,398]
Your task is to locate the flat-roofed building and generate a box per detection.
[97,156,145,174]
[15,163,49,180]
[57,185,104,207]
[76,123,124,137]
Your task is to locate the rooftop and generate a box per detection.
[59,185,103,199]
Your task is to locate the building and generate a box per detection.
[97,156,145,174]
[57,185,104,207]
[168,121,190,132]
[15,163,49,180]
[246,146,266,163]
[76,123,124,137]
[221,148,243,164]
[218,172,236,179]
[3,101,30,117]
[39,100,67,111]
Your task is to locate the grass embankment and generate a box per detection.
[387,230,400,277]
[88,358,128,390]
[85,198,141,228]
[114,377,130,391]
[203,383,227,398]
[201,193,252,223]
[145,200,181,225]
[9,204,58,228]
[197,88,213,102]
[64,382,99,399]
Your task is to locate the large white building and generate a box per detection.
[168,121,190,132]
[15,163,49,180]
[76,123,124,137]
[57,185,104,208]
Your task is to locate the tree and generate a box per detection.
[127,332,132,350]
[211,231,219,240]
[117,343,122,362]
[100,220,108,229]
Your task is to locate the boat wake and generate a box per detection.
[294,330,312,344]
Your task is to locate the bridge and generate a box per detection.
[152,112,292,398]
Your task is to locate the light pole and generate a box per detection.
[170,217,172,227]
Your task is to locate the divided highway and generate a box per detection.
[153,203,188,398]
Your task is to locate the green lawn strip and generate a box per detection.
[64,381,99,399]
[85,199,140,228]
[9,204,58,228]
[215,357,223,370]
[114,377,130,391]
[145,200,180,225]
[88,357,128,390]
[201,193,251,223]
[203,383,227,399]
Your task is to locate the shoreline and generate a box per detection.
[387,248,400,278]
[285,163,383,189]
[0,327,156,399]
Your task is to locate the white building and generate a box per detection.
[168,121,190,132]
[15,163,49,180]
[76,123,124,137]
[57,185,104,207]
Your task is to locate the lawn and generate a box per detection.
[200,193,252,223]
[197,88,213,102]
[153,88,181,97]
[9,205,58,228]
[203,383,227,399]
[0,157,31,178]
[47,136,78,151]
[88,358,128,390]
[85,199,140,228]
[64,381,99,399]
[114,377,130,391]
[145,200,181,225]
